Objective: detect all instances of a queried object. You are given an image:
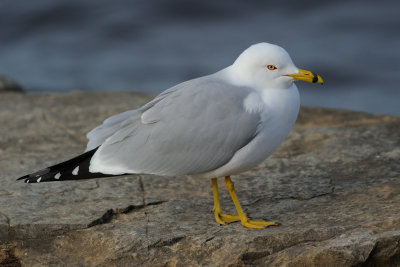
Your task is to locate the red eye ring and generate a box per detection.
[266,65,277,70]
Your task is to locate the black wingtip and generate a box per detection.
[17,175,27,181]
[17,177,30,183]
[17,167,51,183]
[16,148,126,183]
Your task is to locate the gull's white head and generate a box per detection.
[231,43,323,89]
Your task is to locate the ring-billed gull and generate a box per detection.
[18,42,323,229]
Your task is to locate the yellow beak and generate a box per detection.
[287,69,324,84]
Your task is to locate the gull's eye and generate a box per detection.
[266,65,277,70]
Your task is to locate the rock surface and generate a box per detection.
[0,91,399,266]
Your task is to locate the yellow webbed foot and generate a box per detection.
[240,218,278,229]
[220,213,242,223]
[213,210,239,225]
[213,209,246,225]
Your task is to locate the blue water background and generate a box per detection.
[0,0,399,114]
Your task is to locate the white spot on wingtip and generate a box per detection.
[54,172,61,179]
[37,177,42,182]
[72,166,79,175]
[243,93,264,114]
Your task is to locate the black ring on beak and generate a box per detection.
[312,72,319,83]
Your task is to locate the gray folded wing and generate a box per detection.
[89,76,262,176]
[86,109,139,151]
[85,82,182,151]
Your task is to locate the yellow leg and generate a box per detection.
[224,176,278,229]
[211,178,242,225]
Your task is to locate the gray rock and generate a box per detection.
[0,92,399,266]
[0,74,23,92]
